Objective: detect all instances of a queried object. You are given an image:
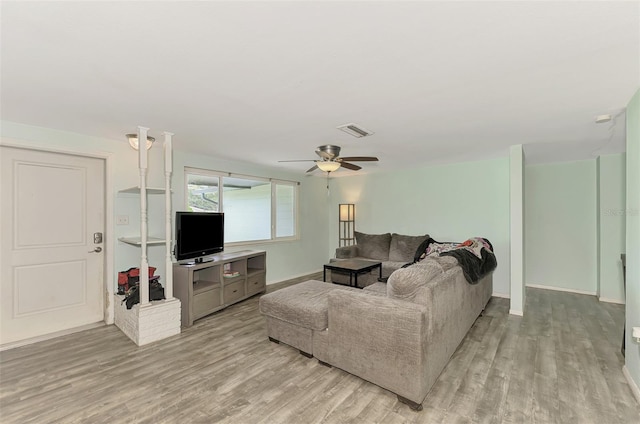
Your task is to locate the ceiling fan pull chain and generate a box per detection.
[326,172,330,196]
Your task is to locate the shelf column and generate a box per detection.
[163,131,174,300]
[138,126,150,306]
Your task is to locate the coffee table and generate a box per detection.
[323,259,382,288]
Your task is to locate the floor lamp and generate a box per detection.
[339,204,355,247]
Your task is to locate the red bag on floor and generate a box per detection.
[117,267,156,295]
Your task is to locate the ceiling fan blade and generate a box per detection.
[306,164,319,173]
[339,156,379,162]
[339,162,362,171]
[278,159,316,162]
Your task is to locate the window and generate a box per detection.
[186,173,219,212]
[185,168,298,244]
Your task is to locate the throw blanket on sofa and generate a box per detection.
[440,238,497,284]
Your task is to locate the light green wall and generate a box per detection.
[524,160,598,293]
[625,89,640,393]
[328,157,511,296]
[172,150,329,283]
[598,153,626,303]
[524,153,625,303]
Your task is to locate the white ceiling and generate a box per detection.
[1,1,638,174]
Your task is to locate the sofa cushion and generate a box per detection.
[387,257,457,302]
[355,231,392,261]
[383,261,409,277]
[335,245,358,259]
[389,233,430,262]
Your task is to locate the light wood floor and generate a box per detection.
[1,275,638,423]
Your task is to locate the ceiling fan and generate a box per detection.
[279,145,379,173]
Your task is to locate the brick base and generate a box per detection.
[114,295,181,346]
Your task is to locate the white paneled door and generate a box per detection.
[0,147,105,346]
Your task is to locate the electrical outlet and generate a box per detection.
[116,215,129,225]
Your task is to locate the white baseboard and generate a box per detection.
[509,309,523,316]
[623,365,640,405]
[492,292,510,299]
[0,321,106,352]
[598,296,625,305]
[526,284,596,296]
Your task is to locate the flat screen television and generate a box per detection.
[175,211,224,263]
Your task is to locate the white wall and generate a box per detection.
[524,160,598,294]
[598,153,626,303]
[509,145,524,315]
[0,121,330,295]
[329,157,511,296]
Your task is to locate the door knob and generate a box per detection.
[89,247,102,253]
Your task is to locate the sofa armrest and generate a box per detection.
[335,245,359,259]
[322,291,429,402]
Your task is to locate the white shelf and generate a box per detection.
[119,236,166,246]
[119,186,168,194]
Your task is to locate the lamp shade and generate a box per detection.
[338,203,356,247]
[339,204,355,221]
[316,161,341,172]
[127,133,155,150]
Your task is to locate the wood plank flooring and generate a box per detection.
[1,275,638,423]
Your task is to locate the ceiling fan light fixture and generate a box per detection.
[126,133,155,150]
[316,161,341,172]
[337,123,374,138]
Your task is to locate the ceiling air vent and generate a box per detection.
[337,123,374,138]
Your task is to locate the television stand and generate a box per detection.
[173,250,266,327]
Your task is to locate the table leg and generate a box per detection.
[378,264,382,280]
[323,266,327,282]
[354,272,358,288]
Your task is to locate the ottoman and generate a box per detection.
[259,280,358,356]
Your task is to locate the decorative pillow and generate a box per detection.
[388,234,430,262]
[424,242,459,258]
[355,231,392,261]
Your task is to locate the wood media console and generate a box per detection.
[173,250,266,327]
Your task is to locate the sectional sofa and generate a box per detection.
[259,250,494,410]
[330,231,430,287]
